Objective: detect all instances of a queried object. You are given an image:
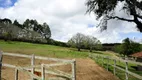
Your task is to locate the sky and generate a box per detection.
[0,0,141,43]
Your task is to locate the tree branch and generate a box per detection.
[108,16,134,22]
[135,14,142,19]
[136,1,142,10]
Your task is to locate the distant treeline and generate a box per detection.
[102,43,121,51]
[0,18,68,47]
[113,38,142,56]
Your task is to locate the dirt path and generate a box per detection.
[76,58,119,80]
[2,56,119,80]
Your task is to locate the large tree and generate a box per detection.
[68,33,85,51]
[84,36,101,52]
[121,38,141,56]
[23,19,51,41]
[0,18,12,24]
[41,23,51,40]
[13,20,23,29]
[86,0,142,32]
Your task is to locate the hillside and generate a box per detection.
[0,40,120,80]
[0,40,90,58]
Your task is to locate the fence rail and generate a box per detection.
[89,53,142,80]
[3,52,73,62]
[2,52,76,80]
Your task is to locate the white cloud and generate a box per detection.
[0,0,140,43]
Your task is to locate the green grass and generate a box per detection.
[0,40,115,58]
[0,40,91,58]
[2,40,141,80]
[92,55,142,80]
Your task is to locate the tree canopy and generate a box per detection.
[68,33,102,51]
[113,38,141,56]
[0,18,51,43]
[121,38,141,56]
[86,0,142,32]
[68,33,85,51]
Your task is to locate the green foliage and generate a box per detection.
[121,38,141,55]
[13,20,23,29]
[68,33,85,51]
[42,23,51,40]
[141,44,142,50]
[68,33,102,52]
[0,18,12,24]
[3,31,12,41]
[114,38,141,56]
[0,18,52,44]
[94,57,142,80]
[113,45,122,53]
[22,19,51,41]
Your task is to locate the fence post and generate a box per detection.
[72,59,76,80]
[113,59,116,75]
[96,55,99,63]
[102,57,104,67]
[31,54,35,79]
[0,51,3,80]
[41,64,45,80]
[125,61,128,80]
[107,57,109,71]
[89,53,91,58]
[96,55,98,63]
[15,68,18,80]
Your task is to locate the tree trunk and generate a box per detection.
[90,47,92,52]
[78,48,80,51]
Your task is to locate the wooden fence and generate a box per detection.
[2,52,76,80]
[0,51,2,79]
[89,53,142,80]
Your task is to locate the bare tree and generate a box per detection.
[68,33,85,51]
[84,36,101,52]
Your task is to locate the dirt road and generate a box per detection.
[2,55,119,80]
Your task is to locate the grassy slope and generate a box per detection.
[0,40,91,58]
[93,55,142,80]
[2,40,137,80]
[0,40,115,58]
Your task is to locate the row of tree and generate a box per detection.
[0,18,51,43]
[68,33,102,52]
[113,38,142,56]
[0,18,70,47]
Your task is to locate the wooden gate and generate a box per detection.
[2,52,76,80]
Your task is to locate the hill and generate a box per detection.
[0,40,89,58]
[0,40,119,80]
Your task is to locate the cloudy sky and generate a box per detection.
[0,0,141,43]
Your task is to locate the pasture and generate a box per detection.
[0,40,119,80]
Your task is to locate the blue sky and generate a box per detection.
[120,32,142,38]
[88,24,95,28]
[0,0,17,8]
[119,32,142,42]
[0,0,141,43]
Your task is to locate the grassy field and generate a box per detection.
[0,40,124,80]
[0,40,114,58]
[91,54,142,80]
[0,40,121,80]
[0,40,88,58]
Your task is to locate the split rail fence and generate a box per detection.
[89,53,142,80]
[1,51,76,80]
